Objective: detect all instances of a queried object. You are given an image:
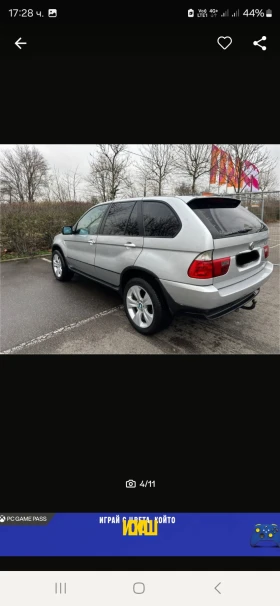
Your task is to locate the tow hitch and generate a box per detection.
[240,289,260,311]
[241,298,257,311]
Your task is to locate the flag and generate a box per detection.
[233,158,246,190]
[240,163,251,190]
[210,145,220,184]
[219,150,228,185]
[244,161,260,191]
[242,160,259,192]
[227,154,235,187]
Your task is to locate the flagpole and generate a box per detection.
[225,153,228,195]
[226,153,229,195]
[217,150,220,195]
[250,172,253,207]
[209,144,213,193]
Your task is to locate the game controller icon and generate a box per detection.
[250,524,280,547]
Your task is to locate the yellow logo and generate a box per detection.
[123,520,158,536]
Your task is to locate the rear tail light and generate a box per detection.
[213,257,231,277]
[264,245,269,258]
[188,251,231,279]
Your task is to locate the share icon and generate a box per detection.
[253,36,267,50]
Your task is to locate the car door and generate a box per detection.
[134,199,183,281]
[95,200,143,286]
[64,204,109,277]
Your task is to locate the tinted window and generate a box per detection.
[143,201,181,238]
[76,205,108,235]
[102,201,135,236]
[188,198,267,239]
[125,202,139,236]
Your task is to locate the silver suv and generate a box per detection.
[52,196,273,335]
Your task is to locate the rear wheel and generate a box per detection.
[52,250,73,282]
[123,277,171,335]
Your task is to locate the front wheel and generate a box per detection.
[123,278,171,335]
[52,250,73,282]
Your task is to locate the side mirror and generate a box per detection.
[62,226,73,235]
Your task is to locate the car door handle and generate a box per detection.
[88,238,96,245]
[124,242,136,248]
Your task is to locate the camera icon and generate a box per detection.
[126,479,136,488]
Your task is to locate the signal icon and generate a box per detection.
[232,9,239,17]
[221,9,229,17]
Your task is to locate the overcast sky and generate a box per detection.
[1,144,279,181]
[0,144,141,177]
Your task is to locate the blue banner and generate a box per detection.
[0,513,280,556]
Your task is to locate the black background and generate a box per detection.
[1,355,277,514]
[2,556,279,571]
[0,6,279,141]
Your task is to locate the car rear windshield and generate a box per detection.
[187,197,267,239]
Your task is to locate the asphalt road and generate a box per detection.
[1,257,279,355]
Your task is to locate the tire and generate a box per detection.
[52,249,73,282]
[123,277,171,335]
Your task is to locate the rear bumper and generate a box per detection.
[160,261,273,318]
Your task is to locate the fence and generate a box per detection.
[224,191,280,265]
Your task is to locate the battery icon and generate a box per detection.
[266,9,272,17]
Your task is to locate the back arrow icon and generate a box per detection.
[215,583,221,594]
[15,37,27,50]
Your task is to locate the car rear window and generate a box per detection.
[187,197,267,239]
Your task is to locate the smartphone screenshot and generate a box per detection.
[0,6,279,605]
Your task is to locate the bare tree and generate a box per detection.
[87,144,130,202]
[258,160,279,192]
[134,162,155,197]
[49,166,85,202]
[174,181,193,196]
[0,182,13,204]
[174,144,213,194]
[122,174,139,198]
[138,145,176,196]
[0,145,49,202]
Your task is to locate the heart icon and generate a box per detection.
[217,36,232,50]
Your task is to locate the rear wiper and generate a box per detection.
[226,228,253,236]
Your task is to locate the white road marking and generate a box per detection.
[1,254,52,263]
[269,243,280,249]
[42,258,51,263]
[0,306,124,354]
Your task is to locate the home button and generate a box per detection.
[133,582,145,594]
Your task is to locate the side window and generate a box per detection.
[102,201,135,236]
[125,202,140,236]
[143,201,181,238]
[76,205,108,235]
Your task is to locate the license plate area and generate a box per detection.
[236,250,259,267]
